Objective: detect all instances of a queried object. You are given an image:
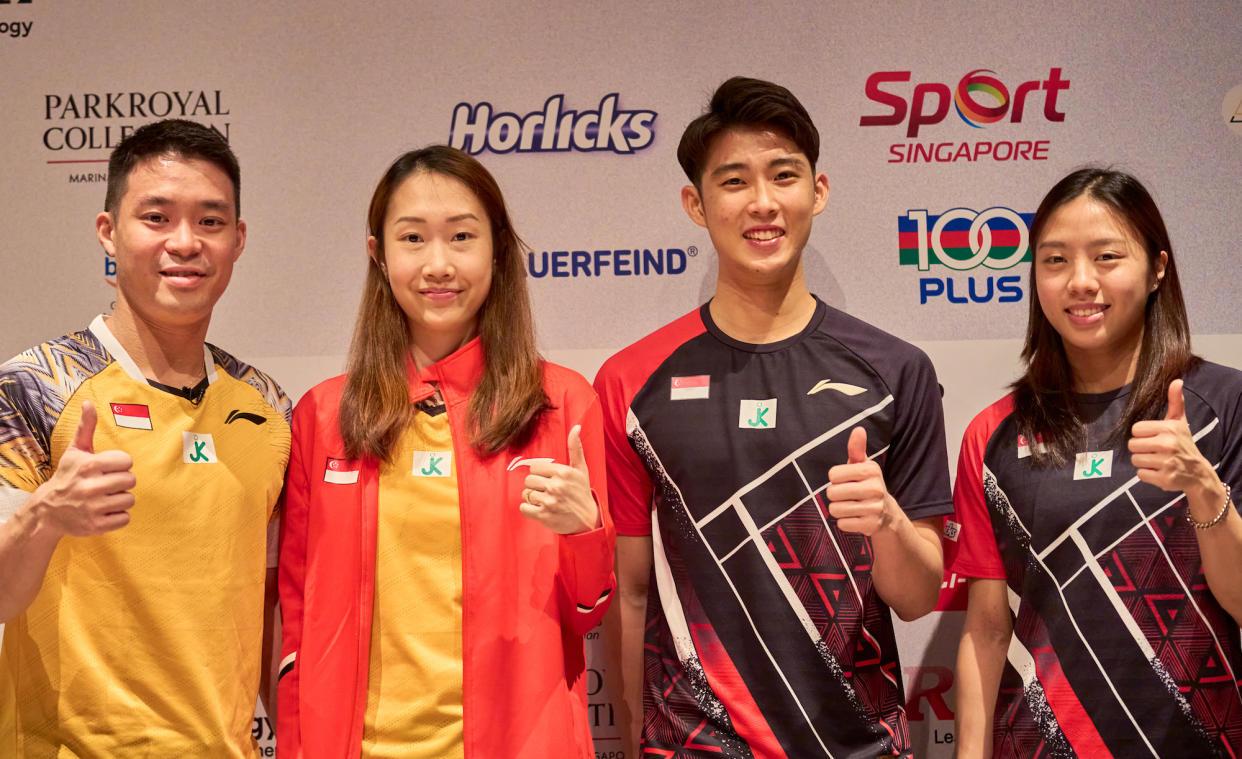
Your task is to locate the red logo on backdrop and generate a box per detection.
[860,67,1070,164]
[904,665,956,721]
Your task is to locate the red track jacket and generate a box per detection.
[277,339,615,757]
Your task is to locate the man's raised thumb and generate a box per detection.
[847,426,868,464]
[72,401,98,453]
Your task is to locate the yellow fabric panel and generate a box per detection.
[361,407,464,759]
[0,360,289,758]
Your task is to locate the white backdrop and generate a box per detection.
[3,1,1241,755]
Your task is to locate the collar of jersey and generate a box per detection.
[700,296,827,354]
[88,314,218,387]
[405,336,484,406]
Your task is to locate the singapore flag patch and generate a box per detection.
[324,457,361,484]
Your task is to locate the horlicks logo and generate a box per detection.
[449,94,656,155]
[527,246,695,278]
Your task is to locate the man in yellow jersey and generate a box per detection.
[0,119,290,758]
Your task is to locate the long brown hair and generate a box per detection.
[339,146,547,461]
[1012,167,1198,465]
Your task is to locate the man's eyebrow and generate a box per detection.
[708,162,747,179]
[708,156,807,179]
[132,195,233,213]
[767,156,806,170]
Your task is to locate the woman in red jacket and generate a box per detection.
[277,146,615,758]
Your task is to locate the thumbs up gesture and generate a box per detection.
[826,427,896,536]
[37,401,136,537]
[520,425,601,535]
[1129,379,1214,494]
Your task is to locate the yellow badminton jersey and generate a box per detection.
[361,397,464,759]
[0,316,290,758]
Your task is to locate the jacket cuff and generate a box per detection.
[558,525,613,614]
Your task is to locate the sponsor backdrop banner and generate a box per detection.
[3,1,1240,755]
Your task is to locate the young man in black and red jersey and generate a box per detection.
[594,77,953,759]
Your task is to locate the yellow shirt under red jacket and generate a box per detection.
[276,338,615,758]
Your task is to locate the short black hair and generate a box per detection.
[677,77,820,188]
[104,119,240,215]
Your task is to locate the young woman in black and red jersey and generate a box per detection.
[950,168,1242,758]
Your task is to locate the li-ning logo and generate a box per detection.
[449,94,656,155]
[225,409,267,425]
[807,379,866,397]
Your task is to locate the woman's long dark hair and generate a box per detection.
[339,146,547,462]
[1011,167,1198,466]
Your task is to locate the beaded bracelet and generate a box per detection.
[1187,483,1233,530]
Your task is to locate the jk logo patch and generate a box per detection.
[413,451,452,477]
[739,399,777,429]
[182,432,218,464]
[1073,450,1112,480]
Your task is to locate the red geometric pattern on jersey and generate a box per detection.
[992,574,1076,759]
[1109,511,1242,753]
[950,365,1242,758]
[641,575,754,758]
[762,492,911,751]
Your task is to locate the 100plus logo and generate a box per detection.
[898,207,1032,304]
[449,93,656,155]
[861,68,1070,164]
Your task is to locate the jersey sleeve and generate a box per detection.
[883,349,954,521]
[593,357,655,537]
[1195,366,1242,497]
[946,406,1007,579]
[0,366,53,522]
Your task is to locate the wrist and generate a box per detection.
[879,493,906,534]
[21,488,66,542]
[1185,476,1226,517]
[1187,481,1233,530]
